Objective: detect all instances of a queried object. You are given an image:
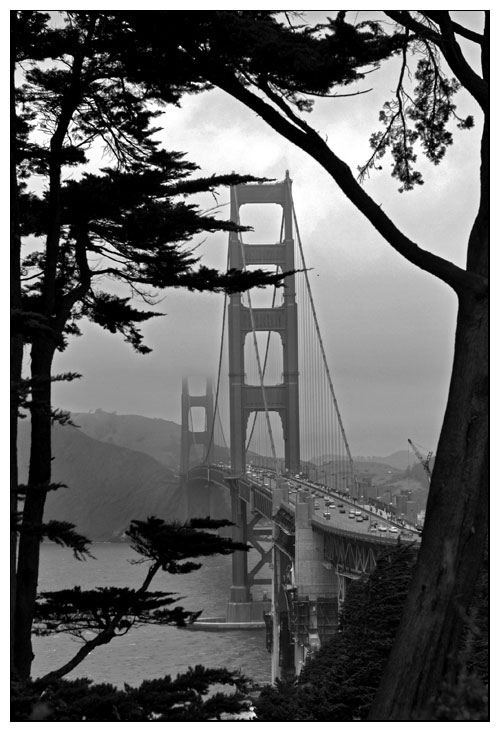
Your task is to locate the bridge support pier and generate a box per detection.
[226,489,272,622]
[229,492,251,604]
[271,493,341,681]
[293,498,339,675]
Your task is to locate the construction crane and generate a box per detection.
[408,439,433,483]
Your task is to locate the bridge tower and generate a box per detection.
[180,378,216,517]
[228,171,300,476]
[180,377,215,475]
[227,172,300,608]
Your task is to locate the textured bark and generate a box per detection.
[368,291,488,719]
[11,331,22,669]
[10,11,23,670]
[14,339,56,679]
[369,77,489,723]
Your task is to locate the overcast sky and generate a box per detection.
[50,10,484,457]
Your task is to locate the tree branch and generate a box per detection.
[206,69,486,298]
[36,626,115,684]
[384,11,488,109]
[422,11,484,45]
[55,228,93,331]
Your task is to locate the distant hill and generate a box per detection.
[353,460,402,476]
[72,409,233,470]
[17,409,429,539]
[71,410,182,470]
[17,420,185,541]
[354,450,416,471]
[310,450,415,471]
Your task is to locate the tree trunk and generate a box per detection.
[14,338,55,680]
[37,628,116,685]
[10,9,23,673]
[11,329,23,673]
[368,289,489,720]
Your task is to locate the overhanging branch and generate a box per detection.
[384,11,487,109]
[204,69,485,298]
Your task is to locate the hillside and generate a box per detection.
[353,460,402,477]
[17,409,430,539]
[17,420,185,541]
[312,450,416,471]
[72,410,182,470]
[354,450,416,471]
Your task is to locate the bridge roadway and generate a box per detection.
[188,462,421,544]
[187,462,421,679]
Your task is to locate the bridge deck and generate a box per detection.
[188,464,420,546]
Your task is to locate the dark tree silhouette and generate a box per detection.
[12,667,253,721]
[11,11,288,680]
[254,545,487,721]
[32,517,248,684]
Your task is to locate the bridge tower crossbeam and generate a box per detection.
[228,172,300,476]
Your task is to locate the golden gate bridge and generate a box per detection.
[179,173,420,681]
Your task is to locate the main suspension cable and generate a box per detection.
[292,199,359,494]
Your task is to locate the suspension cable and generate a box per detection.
[202,290,228,464]
[292,199,359,494]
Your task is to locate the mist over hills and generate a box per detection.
[17,418,184,541]
[17,410,429,540]
[354,450,416,471]
[308,450,417,472]
[70,411,420,474]
[71,410,182,470]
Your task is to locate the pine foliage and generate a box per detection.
[126,516,249,573]
[12,10,289,679]
[34,586,199,638]
[255,543,488,721]
[11,666,252,721]
[255,545,418,721]
[31,516,249,683]
[14,11,291,356]
[127,11,473,192]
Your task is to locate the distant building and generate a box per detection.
[395,493,408,515]
[359,480,376,501]
[406,500,418,524]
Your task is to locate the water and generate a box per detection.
[32,544,271,687]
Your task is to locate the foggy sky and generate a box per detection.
[51,11,484,457]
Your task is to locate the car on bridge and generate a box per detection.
[323,511,331,520]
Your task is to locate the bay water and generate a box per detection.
[32,543,271,688]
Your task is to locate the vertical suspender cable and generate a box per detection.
[292,201,359,496]
[203,236,231,463]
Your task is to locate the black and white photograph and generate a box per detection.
[11,9,489,723]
